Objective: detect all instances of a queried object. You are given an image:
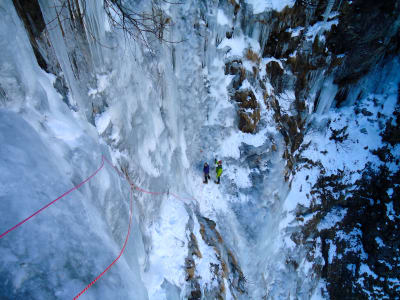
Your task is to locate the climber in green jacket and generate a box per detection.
[214,159,223,184]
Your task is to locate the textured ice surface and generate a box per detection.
[245,0,295,14]
[0,2,147,299]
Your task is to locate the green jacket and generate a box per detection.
[216,165,223,177]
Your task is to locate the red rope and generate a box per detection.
[0,156,105,239]
[103,156,124,178]
[73,158,193,298]
[103,156,164,195]
[170,192,196,202]
[73,188,134,300]
[0,153,194,299]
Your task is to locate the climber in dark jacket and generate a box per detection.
[203,162,210,184]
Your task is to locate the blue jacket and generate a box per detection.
[203,164,209,174]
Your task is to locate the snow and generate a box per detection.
[375,237,385,248]
[295,81,397,190]
[261,57,284,70]
[327,240,336,263]
[218,127,271,159]
[385,202,396,221]
[310,279,328,300]
[359,264,378,280]
[225,165,252,188]
[283,165,319,213]
[217,9,231,26]
[378,260,392,270]
[337,229,367,260]
[286,26,304,37]
[241,79,252,90]
[143,197,188,299]
[192,217,219,288]
[305,19,338,42]
[318,207,348,231]
[347,264,356,275]
[245,0,295,14]
[218,35,260,57]
[95,110,112,134]
[388,277,400,290]
[328,11,340,19]
[277,91,296,113]
[89,73,112,97]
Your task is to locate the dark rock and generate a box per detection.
[334,86,350,107]
[225,59,243,76]
[329,126,349,143]
[381,111,400,147]
[12,0,48,70]
[189,289,201,300]
[234,90,260,133]
[326,0,400,86]
[266,61,284,93]
[361,108,373,116]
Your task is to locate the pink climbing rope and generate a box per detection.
[0,153,195,299]
[0,156,105,239]
[103,156,165,195]
[170,192,197,202]
[73,188,134,300]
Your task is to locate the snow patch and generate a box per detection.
[375,237,385,248]
[385,202,396,221]
[360,264,378,280]
[306,19,338,42]
[327,240,336,263]
[245,0,295,14]
[217,9,231,26]
[286,26,304,37]
[318,207,347,231]
[218,35,260,57]
[143,198,189,299]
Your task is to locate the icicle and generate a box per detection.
[315,76,338,115]
[321,0,335,27]
[38,0,82,110]
[81,0,107,70]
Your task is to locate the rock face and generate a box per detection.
[12,0,47,70]
[290,87,400,298]
[198,216,246,298]
[300,165,400,299]
[265,61,284,93]
[221,0,400,298]
[326,0,400,88]
[184,210,247,300]
[228,0,400,181]
[234,90,260,133]
[225,58,261,133]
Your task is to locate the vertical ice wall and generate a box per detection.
[0,2,148,299]
[38,0,83,110]
[34,2,200,297]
